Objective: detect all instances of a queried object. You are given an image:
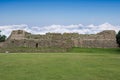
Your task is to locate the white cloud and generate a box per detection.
[0,23,120,37]
[0,24,30,37]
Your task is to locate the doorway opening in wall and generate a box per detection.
[36,43,38,48]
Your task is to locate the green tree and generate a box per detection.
[116,30,120,47]
[0,31,6,42]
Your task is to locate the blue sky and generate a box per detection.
[0,0,120,25]
[0,0,120,36]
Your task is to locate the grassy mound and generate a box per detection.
[68,47,120,54]
[0,47,67,53]
[0,47,119,53]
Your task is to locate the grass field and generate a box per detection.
[0,48,120,80]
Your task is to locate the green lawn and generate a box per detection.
[0,49,120,80]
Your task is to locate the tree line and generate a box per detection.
[0,31,6,42]
[116,30,120,47]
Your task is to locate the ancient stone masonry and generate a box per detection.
[0,30,118,48]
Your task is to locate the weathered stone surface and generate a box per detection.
[0,30,118,49]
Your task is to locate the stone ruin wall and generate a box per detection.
[1,30,118,48]
[72,30,118,48]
